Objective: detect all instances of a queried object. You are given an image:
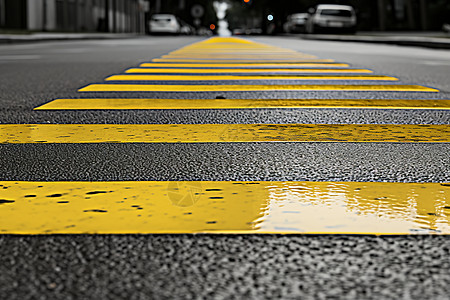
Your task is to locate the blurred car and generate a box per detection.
[179,19,194,35]
[149,14,181,34]
[284,13,309,33]
[233,28,245,35]
[232,28,263,35]
[305,5,357,34]
[246,28,263,35]
[197,27,213,36]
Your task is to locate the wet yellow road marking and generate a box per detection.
[140,63,350,68]
[162,52,317,55]
[169,49,311,51]
[166,54,319,59]
[199,37,262,44]
[160,56,323,59]
[105,75,397,81]
[165,52,311,55]
[1,124,448,143]
[170,47,306,50]
[125,68,373,74]
[78,84,438,92]
[0,181,448,234]
[152,58,337,63]
[34,99,450,110]
[139,62,350,69]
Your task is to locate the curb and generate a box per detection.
[297,34,450,49]
[0,34,142,44]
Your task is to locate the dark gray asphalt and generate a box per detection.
[0,143,448,182]
[1,235,450,300]
[0,36,449,299]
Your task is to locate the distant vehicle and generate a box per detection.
[179,20,194,35]
[232,28,263,35]
[284,13,309,33]
[305,5,357,34]
[233,28,245,35]
[246,28,263,35]
[149,14,181,34]
[197,27,213,36]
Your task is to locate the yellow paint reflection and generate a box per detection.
[0,181,448,234]
[257,182,450,234]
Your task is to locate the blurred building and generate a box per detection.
[372,0,449,31]
[228,0,449,33]
[0,0,148,33]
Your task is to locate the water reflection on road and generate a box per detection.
[0,181,448,234]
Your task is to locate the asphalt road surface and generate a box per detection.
[0,36,449,299]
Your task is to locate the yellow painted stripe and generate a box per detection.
[171,48,305,50]
[0,181,448,234]
[152,58,336,63]
[179,49,310,51]
[199,37,261,43]
[171,48,303,50]
[78,84,439,93]
[34,99,450,110]
[163,52,315,55]
[168,53,317,58]
[105,75,397,81]
[0,124,448,143]
[125,68,374,74]
[139,63,350,68]
[168,49,308,51]
[161,55,322,59]
[166,52,310,55]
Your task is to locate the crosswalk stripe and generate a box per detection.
[140,63,350,68]
[78,84,438,92]
[152,58,338,63]
[160,56,326,59]
[34,99,450,110]
[191,36,268,44]
[164,53,313,56]
[125,68,374,74]
[162,52,320,55]
[1,124,448,143]
[167,50,308,52]
[0,181,448,234]
[139,61,350,68]
[104,74,398,81]
[169,48,309,51]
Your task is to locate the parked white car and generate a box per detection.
[284,13,309,33]
[149,14,181,34]
[305,5,357,34]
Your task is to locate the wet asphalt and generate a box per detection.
[0,36,449,299]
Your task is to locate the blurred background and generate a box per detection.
[0,0,449,35]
